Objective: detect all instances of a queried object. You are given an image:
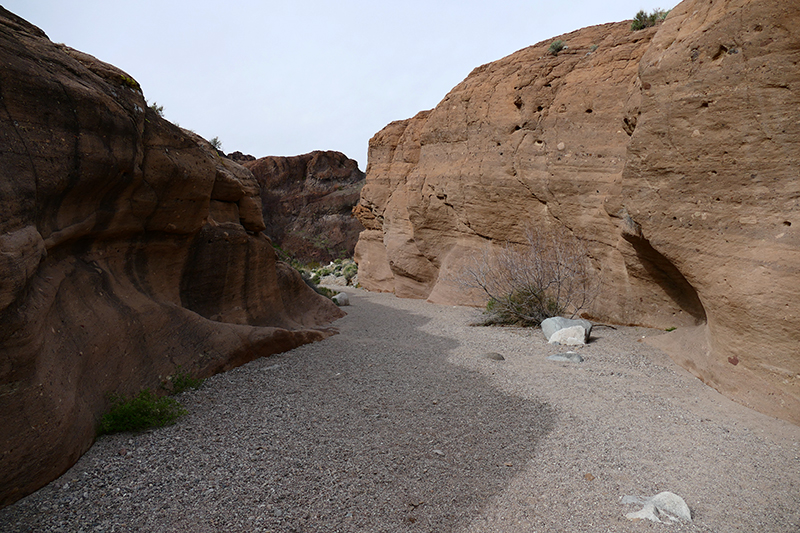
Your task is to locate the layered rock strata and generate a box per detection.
[0,8,343,506]
[354,0,800,424]
[243,151,365,264]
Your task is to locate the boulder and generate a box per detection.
[541,317,593,344]
[0,8,344,507]
[353,0,800,425]
[332,292,350,306]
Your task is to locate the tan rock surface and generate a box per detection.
[0,8,343,507]
[618,0,800,424]
[356,21,667,318]
[354,0,800,424]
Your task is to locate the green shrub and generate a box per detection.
[119,74,141,91]
[548,40,565,56]
[98,389,186,435]
[209,136,223,151]
[315,286,338,299]
[631,8,669,31]
[166,366,204,394]
[148,101,164,117]
[342,262,358,281]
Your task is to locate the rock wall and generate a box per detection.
[354,0,800,424]
[0,8,343,506]
[243,151,365,264]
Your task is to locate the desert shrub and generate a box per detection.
[548,40,565,55]
[166,366,204,394]
[119,74,141,91]
[460,225,599,327]
[209,136,223,151]
[97,389,186,435]
[148,101,164,117]
[342,262,358,282]
[631,8,669,31]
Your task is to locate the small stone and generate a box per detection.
[547,352,584,363]
[433,449,445,456]
[624,491,691,523]
[480,352,505,361]
[332,292,350,306]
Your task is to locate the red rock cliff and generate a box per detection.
[0,8,343,506]
[243,151,365,264]
[354,0,800,424]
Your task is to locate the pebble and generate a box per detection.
[547,352,584,363]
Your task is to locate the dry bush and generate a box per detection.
[461,225,599,326]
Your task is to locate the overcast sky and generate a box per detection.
[5,1,672,169]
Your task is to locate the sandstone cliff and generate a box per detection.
[354,0,800,424]
[0,8,343,506]
[242,151,365,264]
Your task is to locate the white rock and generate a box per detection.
[548,325,587,345]
[540,317,593,343]
[624,491,691,523]
[332,293,350,306]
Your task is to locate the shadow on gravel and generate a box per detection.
[229,295,558,532]
[0,293,557,533]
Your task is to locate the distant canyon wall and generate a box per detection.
[354,0,800,424]
[240,151,365,264]
[0,9,343,507]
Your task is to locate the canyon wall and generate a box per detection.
[354,0,800,424]
[242,151,365,264]
[0,9,343,506]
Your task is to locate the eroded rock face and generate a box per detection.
[0,8,343,506]
[356,21,666,318]
[243,151,365,264]
[618,0,800,424]
[354,0,800,424]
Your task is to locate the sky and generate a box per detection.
[4,1,673,170]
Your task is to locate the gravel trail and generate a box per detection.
[1,288,798,532]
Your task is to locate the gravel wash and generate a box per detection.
[1,288,798,532]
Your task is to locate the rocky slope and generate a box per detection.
[354,0,800,424]
[0,8,343,507]
[241,151,365,264]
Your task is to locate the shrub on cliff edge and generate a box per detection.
[631,8,669,31]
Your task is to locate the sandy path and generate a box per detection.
[1,288,798,532]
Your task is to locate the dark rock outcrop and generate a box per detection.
[0,8,344,507]
[243,151,365,264]
[354,0,800,424]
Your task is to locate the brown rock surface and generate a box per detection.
[354,0,800,424]
[243,151,365,264]
[0,8,343,507]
